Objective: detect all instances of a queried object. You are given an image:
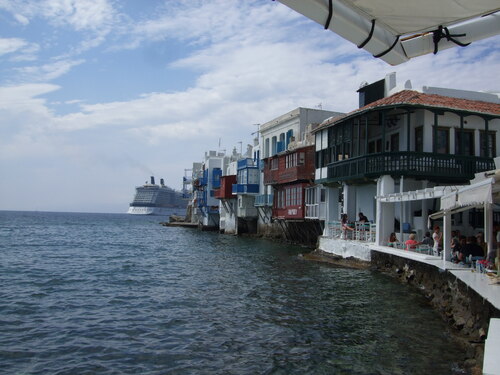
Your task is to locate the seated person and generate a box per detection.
[341,213,353,238]
[421,231,433,247]
[388,232,399,247]
[358,212,369,223]
[458,236,484,262]
[405,233,420,251]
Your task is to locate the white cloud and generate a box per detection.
[0,0,117,31]
[0,0,118,56]
[0,83,59,113]
[0,37,41,63]
[122,0,299,50]
[14,59,85,81]
[0,37,27,55]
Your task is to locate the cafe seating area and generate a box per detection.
[327,221,377,242]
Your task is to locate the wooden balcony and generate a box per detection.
[322,152,495,184]
[254,194,273,207]
[214,175,236,199]
[264,146,315,185]
[273,206,304,220]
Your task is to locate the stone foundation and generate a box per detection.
[370,250,500,371]
[317,236,372,261]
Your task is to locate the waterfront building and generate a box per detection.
[263,135,322,244]
[258,107,344,239]
[214,148,240,234]
[185,162,202,224]
[192,151,228,230]
[314,72,500,247]
[231,141,261,234]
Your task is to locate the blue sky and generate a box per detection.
[0,0,499,213]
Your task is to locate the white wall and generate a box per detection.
[355,184,377,222]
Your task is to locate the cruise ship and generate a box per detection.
[128,176,186,215]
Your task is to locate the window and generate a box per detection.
[315,151,322,168]
[276,190,284,209]
[436,128,449,154]
[480,131,496,158]
[368,138,382,154]
[322,149,330,165]
[248,169,259,184]
[316,149,329,168]
[265,138,270,158]
[415,127,423,152]
[271,158,278,170]
[455,129,474,156]
[343,143,351,159]
[280,133,285,143]
[390,133,399,152]
[272,136,277,155]
[306,187,315,204]
[359,125,366,155]
[320,188,326,202]
[286,153,298,168]
[286,129,293,149]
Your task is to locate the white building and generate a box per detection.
[257,107,343,237]
[314,73,500,252]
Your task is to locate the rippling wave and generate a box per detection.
[0,211,467,374]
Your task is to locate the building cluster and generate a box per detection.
[182,73,500,249]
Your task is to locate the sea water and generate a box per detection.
[0,211,467,374]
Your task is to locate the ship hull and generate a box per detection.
[127,206,172,215]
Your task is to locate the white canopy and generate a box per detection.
[428,171,500,221]
[440,178,495,211]
[277,0,500,65]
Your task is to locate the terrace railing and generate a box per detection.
[325,152,494,183]
[254,194,273,207]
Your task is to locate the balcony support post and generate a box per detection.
[376,175,395,246]
[485,201,493,256]
[381,111,386,152]
[406,110,411,151]
[443,212,452,262]
[399,175,404,243]
[365,116,369,155]
[459,115,464,155]
[484,117,490,158]
[357,117,361,157]
[433,111,439,153]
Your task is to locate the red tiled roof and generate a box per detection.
[318,90,500,130]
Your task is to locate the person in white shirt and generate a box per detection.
[432,225,442,255]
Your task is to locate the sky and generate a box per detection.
[0,0,499,213]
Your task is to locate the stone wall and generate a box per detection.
[318,236,372,261]
[370,250,500,370]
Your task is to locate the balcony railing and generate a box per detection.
[264,164,314,185]
[323,152,494,183]
[232,183,259,194]
[237,158,256,169]
[305,202,326,220]
[254,194,273,207]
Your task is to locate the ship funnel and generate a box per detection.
[150,176,155,185]
[160,178,165,186]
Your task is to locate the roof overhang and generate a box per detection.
[376,169,500,220]
[277,0,500,65]
[377,185,463,203]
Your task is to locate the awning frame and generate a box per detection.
[277,0,500,65]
